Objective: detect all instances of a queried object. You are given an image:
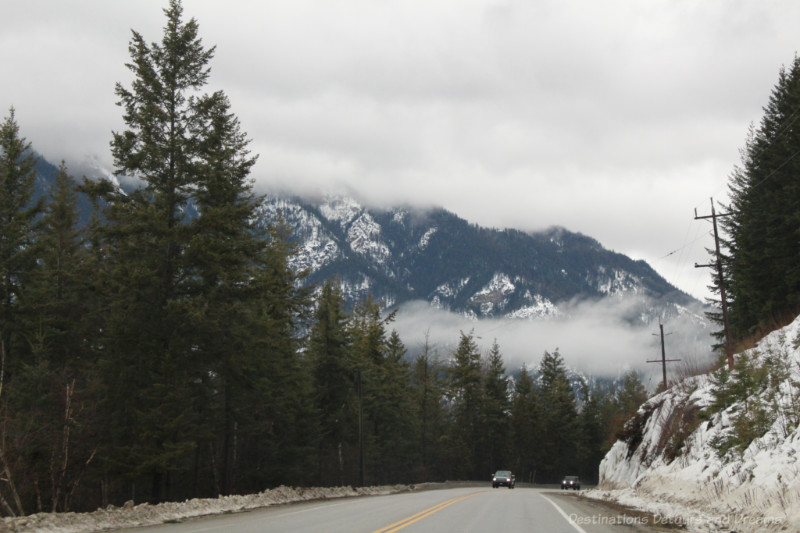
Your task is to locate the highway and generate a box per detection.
[116,486,666,533]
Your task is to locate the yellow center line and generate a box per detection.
[371,491,485,533]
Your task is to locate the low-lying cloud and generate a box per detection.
[391,295,715,388]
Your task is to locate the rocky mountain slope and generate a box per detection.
[254,192,702,323]
[592,315,800,532]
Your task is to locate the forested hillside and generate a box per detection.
[0,1,655,516]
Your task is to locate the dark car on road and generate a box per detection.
[561,475,580,490]
[492,470,515,488]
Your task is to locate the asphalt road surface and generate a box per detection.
[117,486,670,533]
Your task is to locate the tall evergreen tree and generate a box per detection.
[0,107,43,378]
[342,295,387,487]
[410,333,446,481]
[10,163,98,513]
[724,55,800,339]
[0,108,45,516]
[308,280,354,485]
[483,340,510,473]
[509,364,541,483]
[24,163,90,366]
[576,382,606,483]
[88,0,249,503]
[611,371,648,446]
[185,89,314,494]
[538,350,580,482]
[246,222,317,489]
[445,331,484,479]
[368,330,415,484]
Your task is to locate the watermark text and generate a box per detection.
[568,512,784,528]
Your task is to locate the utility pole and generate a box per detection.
[647,323,680,390]
[695,197,734,369]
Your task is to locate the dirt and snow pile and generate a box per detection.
[589,315,800,532]
[4,484,410,533]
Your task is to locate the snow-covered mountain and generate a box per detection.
[32,151,705,325]
[593,315,800,532]
[254,192,704,324]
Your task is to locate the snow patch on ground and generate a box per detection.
[4,485,411,533]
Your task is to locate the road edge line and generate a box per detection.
[540,494,589,533]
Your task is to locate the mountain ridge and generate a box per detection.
[252,191,702,324]
[32,153,704,325]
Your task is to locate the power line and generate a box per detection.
[656,230,709,261]
[743,147,800,193]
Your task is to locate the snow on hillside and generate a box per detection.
[470,273,516,315]
[418,227,437,249]
[253,195,342,273]
[318,195,362,229]
[346,212,391,265]
[506,292,558,319]
[588,314,800,532]
[592,266,642,295]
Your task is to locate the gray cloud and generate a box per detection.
[2,0,799,302]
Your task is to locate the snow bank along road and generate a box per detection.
[111,487,667,533]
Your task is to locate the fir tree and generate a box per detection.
[538,350,580,481]
[183,89,262,495]
[483,340,510,473]
[11,163,97,512]
[308,280,354,485]
[611,371,649,447]
[576,381,607,483]
[724,55,800,338]
[368,330,415,484]
[446,331,484,479]
[0,108,45,516]
[24,163,90,367]
[91,0,236,503]
[236,222,314,490]
[410,332,446,481]
[509,364,541,483]
[0,108,43,377]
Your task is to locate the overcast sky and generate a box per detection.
[2,0,800,304]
